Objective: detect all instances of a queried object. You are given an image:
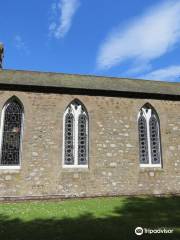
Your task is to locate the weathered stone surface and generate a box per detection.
[0,74,179,199]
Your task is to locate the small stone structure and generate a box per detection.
[0,69,179,200]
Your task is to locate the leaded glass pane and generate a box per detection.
[78,114,87,165]
[149,115,161,164]
[138,114,149,164]
[1,100,23,165]
[64,113,74,165]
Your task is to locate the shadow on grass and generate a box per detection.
[0,196,179,240]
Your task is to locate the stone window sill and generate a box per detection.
[61,166,89,172]
[0,166,21,174]
[139,167,163,173]
[0,166,21,170]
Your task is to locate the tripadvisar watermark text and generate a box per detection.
[135,226,174,235]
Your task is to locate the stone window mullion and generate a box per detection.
[74,111,79,166]
[146,111,152,164]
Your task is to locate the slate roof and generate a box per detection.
[0,69,180,96]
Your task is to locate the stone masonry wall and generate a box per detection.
[0,90,179,199]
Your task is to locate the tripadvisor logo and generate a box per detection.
[135,226,174,235]
[135,227,143,235]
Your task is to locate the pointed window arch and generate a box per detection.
[0,97,24,167]
[63,99,88,167]
[138,103,162,167]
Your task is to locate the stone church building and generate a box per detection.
[0,69,179,200]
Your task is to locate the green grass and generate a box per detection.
[0,196,179,240]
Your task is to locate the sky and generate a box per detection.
[1,0,180,82]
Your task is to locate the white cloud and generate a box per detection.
[139,65,180,82]
[97,0,180,71]
[14,35,30,55]
[49,0,80,39]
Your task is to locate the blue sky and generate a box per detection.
[1,0,180,82]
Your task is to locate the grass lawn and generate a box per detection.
[0,196,179,240]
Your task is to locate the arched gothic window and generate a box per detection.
[138,103,162,167]
[0,97,24,167]
[63,99,88,167]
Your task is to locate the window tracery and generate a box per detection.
[0,98,23,166]
[138,104,161,167]
[63,99,88,167]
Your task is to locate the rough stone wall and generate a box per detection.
[0,90,179,199]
